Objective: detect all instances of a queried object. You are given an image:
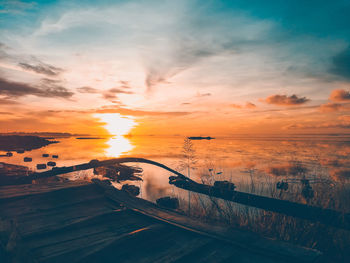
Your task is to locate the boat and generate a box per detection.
[188,136,215,140]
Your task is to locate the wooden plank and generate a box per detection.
[0,191,107,219]
[0,184,112,219]
[170,239,276,263]
[93,179,322,263]
[80,223,210,263]
[33,223,167,263]
[0,181,90,200]
[16,197,118,237]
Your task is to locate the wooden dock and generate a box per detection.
[0,179,321,263]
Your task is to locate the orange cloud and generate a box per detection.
[319,102,344,112]
[338,115,350,121]
[262,94,309,106]
[329,89,350,102]
[231,102,256,109]
[245,102,256,109]
[231,104,242,109]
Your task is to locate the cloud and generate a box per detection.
[0,0,36,14]
[329,89,350,102]
[285,121,350,130]
[262,94,310,106]
[77,85,133,101]
[96,106,191,117]
[77,86,99,93]
[0,97,18,104]
[231,104,242,109]
[338,115,350,122]
[195,92,211,98]
[330,47,350,80]
[231,102,256,109]
[102,87,134,101]
[319,102,344,113]
[0,77,74,99]
[18,61,63,76]
[245,102,257,109]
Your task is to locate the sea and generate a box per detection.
[1,134,350,206]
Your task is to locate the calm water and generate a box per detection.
[1,135,350,203]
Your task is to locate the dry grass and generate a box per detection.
[175,168,350,262]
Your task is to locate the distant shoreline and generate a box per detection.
[0,135,58,152]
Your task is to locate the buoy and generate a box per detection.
[47,161,56,167]
[37,164,47,170]
[24,157,32,162]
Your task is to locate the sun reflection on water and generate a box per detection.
[105,136,133,157]
[94,113,136,157]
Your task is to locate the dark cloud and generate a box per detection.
[18,61,63,76]
[108,87,133,94]
[77,86,99,93]
[330,47,350,80]
[145,71,171,92]
[0,97,18,104]
[0,77,74,99]
[263,94,310,106]
[77,85,133,101]
[329,89,350,102]
[102,87,134,101]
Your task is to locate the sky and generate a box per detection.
[1,0,350,136]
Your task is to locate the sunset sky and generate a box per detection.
[1,0,350,135]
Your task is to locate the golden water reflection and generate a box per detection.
[105,136,133,157]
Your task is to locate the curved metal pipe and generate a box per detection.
[30,157,193,182]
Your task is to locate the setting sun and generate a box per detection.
[95,113,136,136]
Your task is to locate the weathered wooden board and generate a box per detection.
[0,181,322,263]
[93,179,321,263]
[0,181,89,200]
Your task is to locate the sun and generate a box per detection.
[95,113,136,136]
